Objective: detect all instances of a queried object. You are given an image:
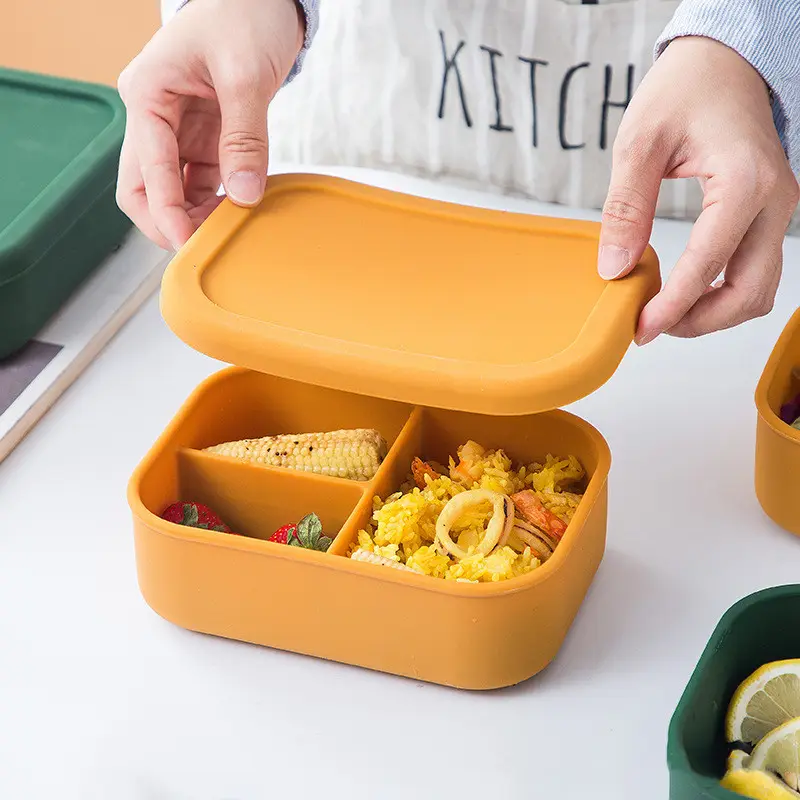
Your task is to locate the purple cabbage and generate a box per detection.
[780,391,800,425]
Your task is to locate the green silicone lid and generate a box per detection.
[0,68,125,282]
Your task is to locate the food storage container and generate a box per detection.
[756,308,800,535]
[667,585,800,799]
[0,67,130,358]
[128,174,660,690]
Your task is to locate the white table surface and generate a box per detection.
[1,166,799,800]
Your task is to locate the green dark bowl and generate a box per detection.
[668,585,800,799]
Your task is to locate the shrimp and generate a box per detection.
[510,490,568,541]
[411,457,442,489]
[450,440,486,484]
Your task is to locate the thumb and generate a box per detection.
[217,75,271,207]
[598,137,666,281]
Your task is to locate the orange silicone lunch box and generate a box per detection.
[755,307,800,536]
[128,174,660,689]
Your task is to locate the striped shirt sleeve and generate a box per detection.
[286,0,320,83]
[655,0,800,174]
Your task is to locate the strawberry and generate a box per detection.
[161,502,232,533]
[268,523,297,545]
[268,513,332,552]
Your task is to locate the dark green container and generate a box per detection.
[0,67,131,358]
[668,585,800,799]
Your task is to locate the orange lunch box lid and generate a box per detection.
[160,173,661,416]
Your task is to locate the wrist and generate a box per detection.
[664,36,773,108]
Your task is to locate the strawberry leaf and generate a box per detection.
[287,528,303,547]
[182,504,199,527]
[297,514,323,548]
[316,536,333,552]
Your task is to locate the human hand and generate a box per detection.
[599,36,799,343]
[116,0,304,250]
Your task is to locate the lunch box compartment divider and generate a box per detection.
[177,449,367,544]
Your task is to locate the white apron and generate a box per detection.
[158,0,799,233]
[267,0,800,234]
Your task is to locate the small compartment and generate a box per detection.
[755,308,800,535]
[175,449,366,543]
[667,585,800,800]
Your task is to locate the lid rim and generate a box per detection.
[161,174,661,415]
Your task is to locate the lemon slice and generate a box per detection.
[748,717,800,791]
[729,750,752,771]
[727,661,800,745]
[721,768,800,799]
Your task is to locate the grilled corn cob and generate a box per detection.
[204,428,387,481]
[350,548,416,571]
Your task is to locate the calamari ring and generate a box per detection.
[509,522,554,562]
[435,489,514,560]
[497,497,516,548]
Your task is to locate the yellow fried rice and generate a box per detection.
[350,445,585,583]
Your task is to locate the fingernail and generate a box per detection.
[636,330,658,347]
[226,171,264,206]
[598,245,630,280]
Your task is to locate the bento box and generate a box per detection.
[756,308,800,536]
[0,67,130,359]
[667,585,800,799]
[128,174,660,689]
